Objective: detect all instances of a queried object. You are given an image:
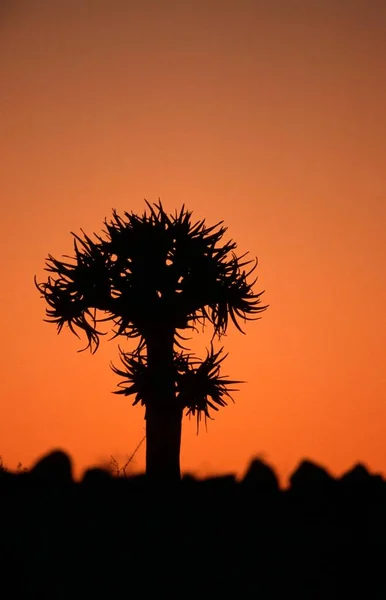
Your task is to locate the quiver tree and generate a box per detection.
[35,201,267,483]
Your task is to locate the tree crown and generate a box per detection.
[35,201,267,353]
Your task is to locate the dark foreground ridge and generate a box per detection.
[1,451,385,598]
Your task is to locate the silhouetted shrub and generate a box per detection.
[29,450,73,486]
[339,463,385,500]
[81,467,112,487]
[241,457,280,493]
[289,459,335,495]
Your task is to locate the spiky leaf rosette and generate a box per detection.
[111,345,150,407]
[35,201,267,352]
[112,344,242,431]
[175,345,242,431]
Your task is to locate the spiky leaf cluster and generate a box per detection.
[35,201,267,354]
[112,345,241,431]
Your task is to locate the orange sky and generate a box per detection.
[1,1,385,485]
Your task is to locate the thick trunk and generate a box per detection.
[146,404,182,483]
[145,330,182,484]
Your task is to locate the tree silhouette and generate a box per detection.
[35,201,267,483]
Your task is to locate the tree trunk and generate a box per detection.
[145,329,182,484]
[145,403,183,484]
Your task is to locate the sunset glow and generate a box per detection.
[1,1,385,485]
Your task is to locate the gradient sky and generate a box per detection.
[1,0,385,484]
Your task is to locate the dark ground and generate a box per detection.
[0,451,385,598]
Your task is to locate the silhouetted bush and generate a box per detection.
[289,459,336,496]
[81,467,112,487]
[339,463,386,500]
[241,457,280,493]
[29,449,73,486]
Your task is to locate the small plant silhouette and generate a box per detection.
[35,201,267,482]
[110,433,146,477]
